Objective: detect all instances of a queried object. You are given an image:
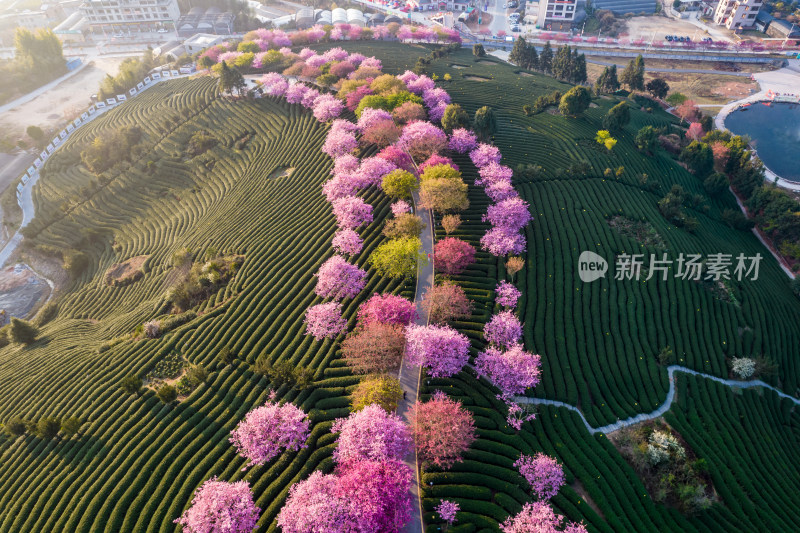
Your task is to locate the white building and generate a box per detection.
[183,33,224,55]
[537,0,577,31]
[79,0,180,33]
[712,0,762,30]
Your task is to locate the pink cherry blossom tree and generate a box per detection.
[322,129,358,159]
[448,128,477,153]
[175,478,260,533]
[332,404,413,464]
[475,344,541,399]
[378,145,415,173]
[410,391,476,469]
[481,227,526,256]
[259,72,288,96]
[434,237,476,276]
[484,197,532,232]
[437,500,459,526]
[483,311,523,348]
[312,94,344,122]
[496,281,521,308]
[500,501,587,533]
[404,324,470,377]
[397,121,448,162]
[422,87,451,110]
[346,85,374,111]
[304,302,347,340]
[391,200,412,217]
[229,400,310,468]
[514,453,565,500]
[332,228,364,256]
[476,162,514,187]
[357,107,394,132]
[285,83,310,104]
[469,143,502,168]
[276,471,354,532]
[356,157,397,188]
[322,175,358,202]
[315,255,367,300]
[485,180,518,202]
[419,154,458,173]
[331,196,374,229]
[406,74,435,94]
[335,459,413,531]
[357,293,417,326]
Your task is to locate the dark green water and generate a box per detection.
[724,101,800,182]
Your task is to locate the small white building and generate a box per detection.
[537,0,577,30]
[184,32,224,55]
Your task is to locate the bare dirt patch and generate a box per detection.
[464,75,490,82]
[450,64,468,69]
[267,166,295,179]
[0,57,128,143]
[518,71,534,77]
[104,255,149,286]
[570,480,605,519]
[0,263,51,321]
[477,60,497,65]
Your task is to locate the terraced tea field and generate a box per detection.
[1,41,799,532]
[0,76,411,532]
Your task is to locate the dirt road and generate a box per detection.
[0,57,127,141]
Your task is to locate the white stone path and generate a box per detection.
[514,365,800,435]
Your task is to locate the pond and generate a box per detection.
[724,102,800,182]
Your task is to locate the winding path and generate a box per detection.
[397,188,434,533]
[513,365,800,435]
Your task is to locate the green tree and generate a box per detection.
[646,78,669,99]
[635,125,659,154]
[36,417,61,440]
[382,169,418,199]
[602,101,631,131]
[60,417,82,438]
[594,65,620,94]
[120,375,143,396]
[551,45,572,81]
[4,416,27,437]
[185,364,208,387]
[703,172,729,196]
[63,250,89,279]
[523,43,539,71]
[473,106,497,140]
[217,346,235,366]
[368,237,426,278]
[383,214,425,239]
[198,54,215,70]
[9,318,38,345]
[419,164,461,182]
[26,125,44,142]
[573,48,587,84]
[440,103,470,133]
[156,384,178,404]
[472,43,486,57]
[351,375,404,412]
[559,86,592,117]
[420,178,469,213]
[680,141,714,178]
[621,55,645,91]
[539,41,553,73]
[509,36,528,66]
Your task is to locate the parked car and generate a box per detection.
[665,35,673,41]
[157,28,168,33]
[511,25,521,32]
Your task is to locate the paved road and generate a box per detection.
[587,59,753,77]
[514,365,800,435]
[397,188,434,533]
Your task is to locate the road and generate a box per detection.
[397,188,434,533]
[514,365,800,434]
